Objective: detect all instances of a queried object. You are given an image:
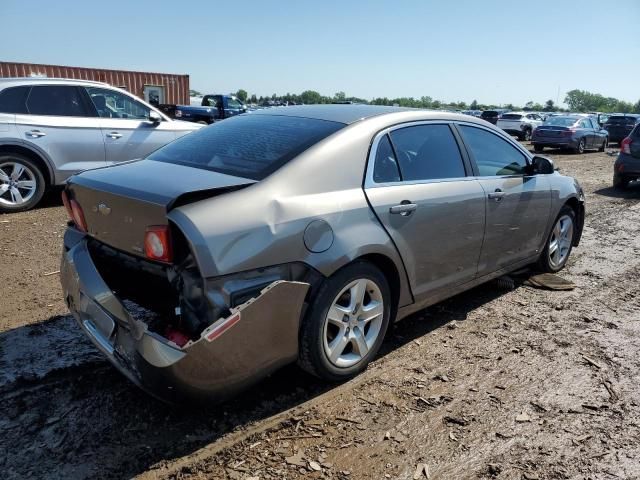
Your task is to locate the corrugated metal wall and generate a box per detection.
[0,62,190,105]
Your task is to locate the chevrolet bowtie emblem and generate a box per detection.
[97,203,111,216]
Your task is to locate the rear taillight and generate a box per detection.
[621,137,632,154]
[61,190,73,220]
[144,226,173,263]
[70,199,87,232]
[62,190,87,232]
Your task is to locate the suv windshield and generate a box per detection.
[544,117,579,127]
[148,114,344,180]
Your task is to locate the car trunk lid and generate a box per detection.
[535,125,572,138]
[66,159,254,257]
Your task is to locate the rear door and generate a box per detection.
[15,85,105,181]
[364,123,486,301]
[83,86,176,165]
[457,124,551,274]
[578,118,595,148]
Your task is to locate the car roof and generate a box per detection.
[0,77,109,88]
[250,104,414,124]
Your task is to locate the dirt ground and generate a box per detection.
[1,144,639,480]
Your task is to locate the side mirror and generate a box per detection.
[148,110,162,124]
[531,155,554,174]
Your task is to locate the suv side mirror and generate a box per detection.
[148,110,162,124]
[531,155,554,174]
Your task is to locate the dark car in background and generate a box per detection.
[603,114,640,143]
[532,115,608,154]
[480,110,500,125]
[613,123,640,189]
[160,94,247,125]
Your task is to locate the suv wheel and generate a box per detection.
[0,154,45,213]
[298,261,391,381]
[523,128,532,141]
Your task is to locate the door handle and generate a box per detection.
[106,132,122,139]
[488,189,505,201]
[389,201,417,215]
[26,130,46,138]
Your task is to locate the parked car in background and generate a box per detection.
[497,112,544,141]
[165,94,247,125]
[613,123,640,189]
[0,78,201,212]
[480,110,500,124]
[532,115,608,154]
[60,105,585,402]
[603,114,640,143]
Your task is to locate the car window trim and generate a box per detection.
[364,120,474,189]
[25,85,94,118]
[453,121,533,178]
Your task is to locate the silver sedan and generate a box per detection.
[60,105,585,402]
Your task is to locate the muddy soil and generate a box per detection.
[1,145,639,480]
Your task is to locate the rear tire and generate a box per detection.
[0,154,46,213]
[537,206,576,273]
[613,175,629,190]
[523,128,532,141]
[298,261,391,381]
[574,138,586,154]
[533,144,544,153]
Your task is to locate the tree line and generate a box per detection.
[191,89,640,113]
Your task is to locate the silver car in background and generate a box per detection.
[0,78,201,212]
[60,105,585,402]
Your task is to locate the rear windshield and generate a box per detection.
[607,116,638,126]
[481,111,498,117]
[544,117,579,127]
[148,114,344,180]
[501,114,522,120]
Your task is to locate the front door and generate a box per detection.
[364,124,486,301]
[83,86,176,165]
[457,124,551,274]
[16,85,105,182]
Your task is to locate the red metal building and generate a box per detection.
[0,61,190,105]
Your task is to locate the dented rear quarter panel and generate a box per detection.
[167,114,427,309]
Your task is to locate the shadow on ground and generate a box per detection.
[594,182,640,199]
[0,282,509,480]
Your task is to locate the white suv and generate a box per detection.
[0,78,201,212]
[496,112,544,141]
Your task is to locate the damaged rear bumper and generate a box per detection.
[60,229,309,403]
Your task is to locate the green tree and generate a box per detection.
[544,100,555,111]
[333,91,346,102]
[470,100,478,110]
[189,89,201,97]
[250,94,257,104]
[300,90,323,104]
[235,89,248,102]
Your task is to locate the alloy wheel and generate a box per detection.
[577,138,585,154]
[322,278,384,368]
[548,214,574,269]
[0,161,37,207]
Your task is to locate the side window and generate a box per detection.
[373,134,401,183]
[389,124,466,181]
[459,125,528,176]
[0,86,30,114]
[204,95,222,107]
[85,87,150,120]
[579,119,591,129]
[26,86,89,117]
[226,97,243,109]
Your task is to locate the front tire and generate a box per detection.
[0,154,45,213]
[599,138,607,152]
[537,206,576,273]
[298,261,391,381]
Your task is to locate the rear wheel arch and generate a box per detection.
[356,253,401,319]
[563,196,584,246]
[0,144,53,187]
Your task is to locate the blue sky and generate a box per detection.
[1,0,639,106]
